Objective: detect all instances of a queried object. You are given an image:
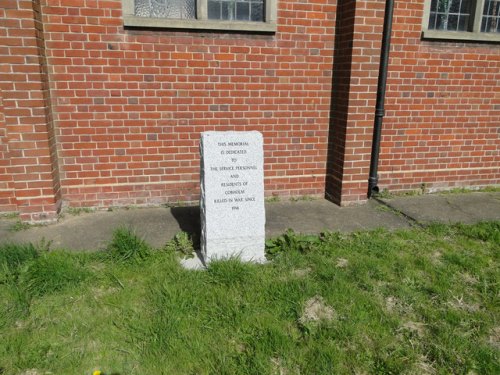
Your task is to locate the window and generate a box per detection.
[423,0,500,42]
[122,0,276,32]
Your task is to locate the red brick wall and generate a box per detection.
[379,0,500,194]
[0,0,60,221]
[41,0,335,209]
[0,0,499,219]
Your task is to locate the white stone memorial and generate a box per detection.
[200,131,266,263]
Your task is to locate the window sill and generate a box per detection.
[422,30,500,43]
[123,16,276,33]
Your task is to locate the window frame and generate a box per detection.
[122,0,277,33]
[422,0,500,42]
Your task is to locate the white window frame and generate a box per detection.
[422,0,500,42]
[122,0,277,32]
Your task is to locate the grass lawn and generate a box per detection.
[1,222,499,374]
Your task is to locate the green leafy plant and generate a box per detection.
[106,227,151,263]
[265,229,322,259]
[163,232,195,259]
[265,195,280,203]
[8,220,32,232]
[65,206,94,216]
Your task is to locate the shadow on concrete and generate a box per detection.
[170,206,201,239]
[170,205,206,267]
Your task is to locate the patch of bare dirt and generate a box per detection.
[413,354,436,375]
[291,268,311,278]
[299,295,335,325]
[270,357,299,375]
[400,321,427,337]
[335,258,349,268]
[489,326,500,349]
[448,295,480,312]
[385,296,413,315]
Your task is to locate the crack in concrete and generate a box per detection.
[373,198,424,228]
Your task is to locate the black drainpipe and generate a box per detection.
[368,0,395,198]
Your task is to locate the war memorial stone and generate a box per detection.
[200,131,266,263]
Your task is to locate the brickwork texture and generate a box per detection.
[0,0,498,220]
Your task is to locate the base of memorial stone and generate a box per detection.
[180,251,206,270]
[202,236,266,264]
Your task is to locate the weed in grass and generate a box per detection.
[265,229,322,259]
[265,195,280,203]
[437,185,500,194]
[105,227,150,263]
[163,231,195,258]
[65,206,94,216]
[375,188,393,199]
[289,195,316,202]
[9,220,32,232]
[0,212,19,219]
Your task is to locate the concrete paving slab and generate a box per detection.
[380,192,500,224]
[1,193,497,252]
[265,199,410,237]
[0,207,192,251]
[0,199,409,251]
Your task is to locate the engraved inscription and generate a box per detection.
[210,141,257,208]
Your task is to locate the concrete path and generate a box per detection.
[0,192,498,251]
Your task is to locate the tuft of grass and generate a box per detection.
[65,206,94,216]
[19,251,91,297]
[163,231,195,258]
[265,195,281,203]
[438,185,500,194]
[289,195,316,202]
[0,243,39,282]
[105,227,151,263]
[8,220,32,232]
[0,212,19,219]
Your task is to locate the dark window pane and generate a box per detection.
[481,17,487,32]
[431,0,438,12]
[450,0,460,13]
[429,13,437,29]
[458,15,469,31]
[221,1,234,20]
[208,1,221,19]
[435,13,447,30]
[460,0,472,13]
[438,0,448,12]
[250,1,264,21]
[448,14,459,30]
[236,2,250,21]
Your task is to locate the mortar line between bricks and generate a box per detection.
[372,198,425,228]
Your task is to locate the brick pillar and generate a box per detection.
[0,0,61,221]
[326,0,385,205]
